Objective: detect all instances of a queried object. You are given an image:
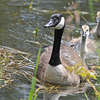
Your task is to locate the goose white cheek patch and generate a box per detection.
[55,17,65,29]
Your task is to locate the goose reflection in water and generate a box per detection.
[39,83,88,100]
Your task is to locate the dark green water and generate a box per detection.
[0,0,100,100]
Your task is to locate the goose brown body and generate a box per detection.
[37,45,88,85]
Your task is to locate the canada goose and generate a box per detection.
[91,11,100,39]
[70,25,97,57]
[37,14,88,85]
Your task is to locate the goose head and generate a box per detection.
[44,14,65,29]
[96,11,100,23]
[80,25,90,57]
[81,25,89,38]
[43,14,65,66]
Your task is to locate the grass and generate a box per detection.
[29,0,34,13]
[29,46,41,100]
[89,0,95,22]
[84,92,89,100]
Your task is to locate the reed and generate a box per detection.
[88,0,95,22]
[29,46,41,100]
[29,0,34,13]
[84,92,89,100]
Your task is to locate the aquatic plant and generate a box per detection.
[0,46,32,89]
[89,0,95,22]
[29,46,41,100]
[66,62,100,97]
[29,0,33,13]
[84,92,89,100]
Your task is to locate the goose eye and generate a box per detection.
[53,18,57,21]
[86,29,88,32]
[53,17,58,22]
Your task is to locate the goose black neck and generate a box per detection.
[49,26,65,66]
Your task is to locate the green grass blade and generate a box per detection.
[98,97,100,100]
[34,94,37,100]
[84,92,89,100]
[29,46,41,100]
[88,0,95,22]
[33,28,38,39]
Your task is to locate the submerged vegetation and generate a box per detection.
[29,46,41,100]
[0,46,34,89]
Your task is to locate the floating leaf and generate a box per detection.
[4,80,9,84]
[50,86,55,90]
[70,68,73,73]
[26,40,40,45]
[89,71,97,80]
[32,8,58,13]
[80,67,87,72]
[76,69,80,74]
[77,10,81,14]
[35,87,41,94]
[66,66,71,69]
[80,73,87,78]
[43,86,48,90]
[91,75,97,80]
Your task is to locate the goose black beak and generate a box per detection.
[44,19,55,28]
[82,32,87,38]
[96,17,100,23]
